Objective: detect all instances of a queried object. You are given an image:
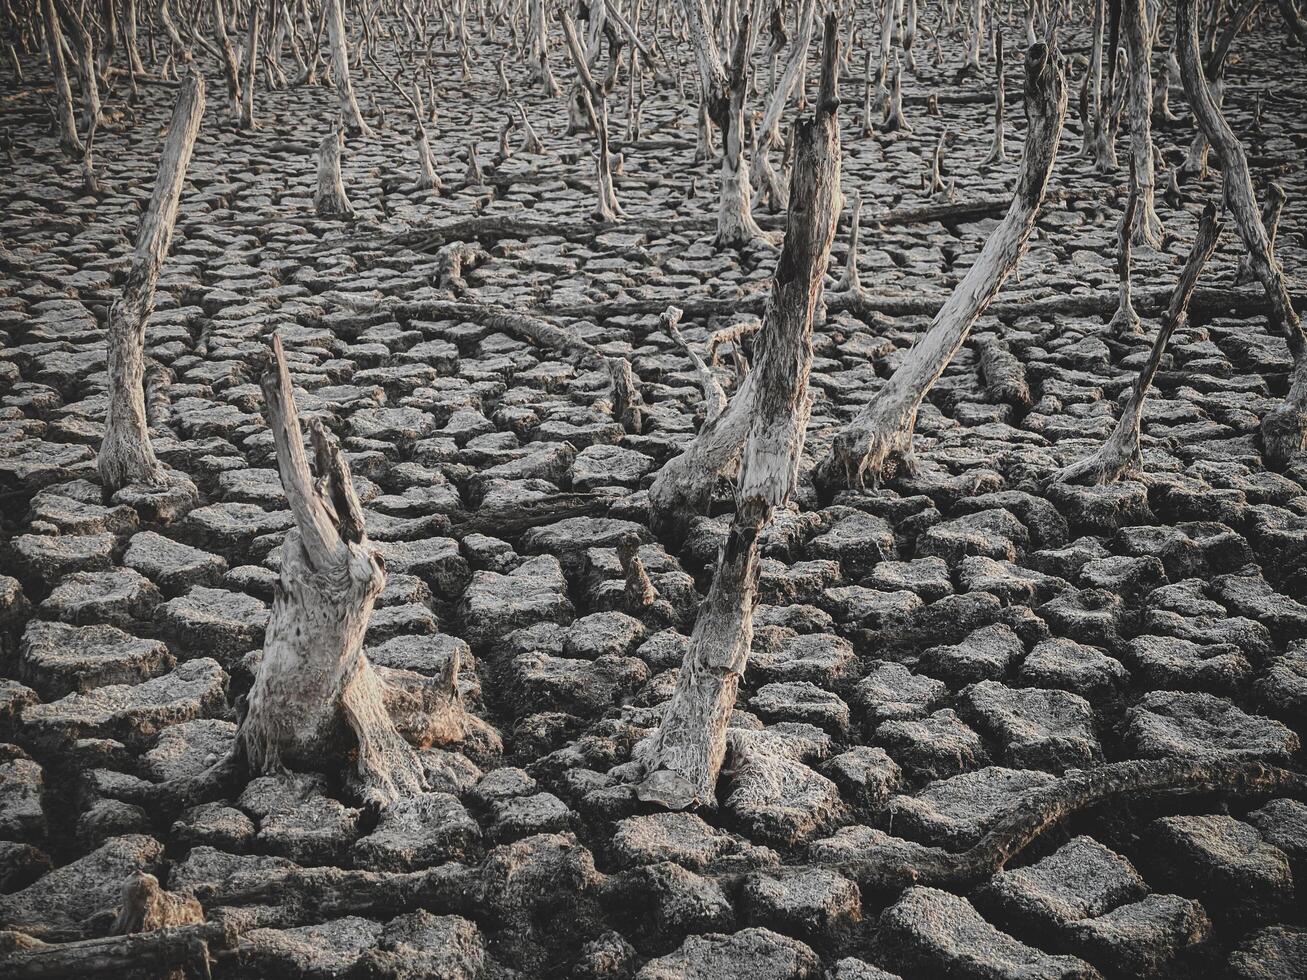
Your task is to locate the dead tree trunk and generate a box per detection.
[213,0,243,122]
[681,0,764,247]
[1123,0,1163,246]
[240,1,259,128]
[983,30,1006,163]
[559,6,623,222]
[814,41,1067,495]
[98,69,204,495]
[1235,182,1285,286]
[1177,0,1307,463]
[41,0,82,157]
[315,125,355,217]
[1109,187,1144,337]
[750,0,817,214]
[633,15,842,812]
[243,335,424,808]
[1053,201,1223,485]
[327,0,372,136]
[56,1,103,133]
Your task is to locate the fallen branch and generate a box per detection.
[0,921,238,980]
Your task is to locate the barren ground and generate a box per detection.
[2,5,1306,980]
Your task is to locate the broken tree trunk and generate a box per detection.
[315,125,355,217]
[632,15,842,811]
[559,6,623,222]
[240,0,258,128]
[1123,0,1163,246]
[1235,182,1285,286]
[1053,200,1223,485]
[327,0,372,136]
[98,68,204,495]
[41,0,82,157]
[1177,0,1307,464]
[814,41,1067,495]
[241,334,423,808]
[212,0,243,122]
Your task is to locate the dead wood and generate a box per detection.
[633,15,842,810]
[1178,0,1307,464]
[1053,200,1224,485]
[0,921,238,980]
[814,41,1068,496]
[98,68,204,498]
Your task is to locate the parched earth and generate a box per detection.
[2,7,1307,980]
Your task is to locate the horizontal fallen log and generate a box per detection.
[816,757,1307,893]
[0,921,239,979]
[545,282,1306,324]
[373,189,1103,253]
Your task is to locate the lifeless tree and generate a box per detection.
[1177,0,1307,463]
[98,69,204,495]
[1109,187,1144,337]
[41,0,82,157]
[368,53,441,192]
[241,336,441,807]
[56,0,103,132]
[1053,201,1223,485]
[984,30,1006,164]
[814,40,1067,495]
[327,0,372,136]
[681,0,765,246]
[120,336,500,812]
[633,15,843,812]
[750,0,817,214]
[1122,0,1163,246]
[559,4,624,222]
[213,0,243,123]
[1235,183,1285,286]
[240,0,259,128]
[315,124,355,217]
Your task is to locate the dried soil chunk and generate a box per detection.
[853,661,947,727]
[919,624,1026,686]
[459,555,574,647]
[21,658,228,750]
[1246,798,1307,869]
[19,620,174,698]
[156,586,268,663]
[609,812,750,871]
[822,746,903,811]
[888,766,1057,849]
[9,532,115,590]
[352,791,481,870]
[1123,692,1299,763]
[0,755,45,842]
[751,682,851,735]
[0,834,162,936]
[39,568,162,626]
[143,718,237,781]
[123,530,227,594]
[231,915,384,978]
[1062,893,1210,977]
[1124,634,1252,693]
[1227,926,1307,980]
[635,927,821,980]
[1143,815,1294,923]
[862,557,954,601]
[1017,639,1129,699]
[741,868,862,940]
[958,681,1102,773]
[875,709,988,782]
[877,887,1102,980]
[751,633,857,686]
[806,511,898,576]
[917,509,1029,564]
[1046,482,1153,534]
[978,836,1147,932]
[1256,643,1307,725]
[357,911,487,980]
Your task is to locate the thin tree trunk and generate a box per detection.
[1053,201,1223,485]
[1177,0,1307,463]
[327,0,372,135]
[213,0,243,121]
[240,1,259,128]
[1109,188,1144,336]
[634,15,843,811]
[815,41,1068,495]
[41,0,82,157]
[98,69,205,493]
[1123,0,1163,246]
